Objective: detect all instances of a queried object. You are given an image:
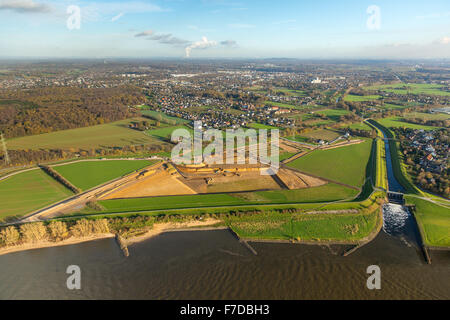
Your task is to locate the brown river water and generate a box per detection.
[0,224,449,299]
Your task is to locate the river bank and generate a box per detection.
[0,219,224,256]
[0,233,115,256]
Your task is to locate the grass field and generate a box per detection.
[365,83,450,97]
[402,112,450,121]
[0,169,73,221]
[146,125,193,141]
[141,110,190,125]
[406,196,450,247]
[316,109,352,121]
[247,123,280,130]
[377,117,441,130]
[97,183,358,213]
[380,103,410,110]
[274,88,306,97]
[341,122,372,131]
[288,139,373,187]
[7,118,157,150]
[300,129,342,141]
[227,209,379,241]
[279,152,297,161]
[265,101,302,110]
[242,184,358,202]
[344,94,381,102]
[53,160,154,191]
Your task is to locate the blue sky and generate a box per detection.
[0,0,449,58]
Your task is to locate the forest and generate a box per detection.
[0,86,146,138]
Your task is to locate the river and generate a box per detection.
[0,125,448,300]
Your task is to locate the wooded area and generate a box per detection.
[0,86,145,138]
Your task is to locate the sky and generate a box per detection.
[0,0,449,59]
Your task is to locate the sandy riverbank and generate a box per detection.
[125,219,224,246]
[0,233,115,256]
[0,219,224,256]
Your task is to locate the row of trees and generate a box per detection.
[0,219,110,247]
[0,143,172,168]
[403,118,449,128]
[40,165,81,193]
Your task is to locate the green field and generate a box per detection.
[274,88,306,97]
[342,122,372,131]
[141,110,189,125]
[227,209,379,241]
[406,196,450,247]
[279,152,297,161]
[97,184,357,214]
[246,184,358,202]
[288,139,373,187]
[316,109,352,121]
[365,83,450,97]
[247,123,280,130]
[377,117,441,130]
[380,103,410,110]
[300,129,342,142]
[7,118,157,150]
[265,101,302,110]
[53,160,154,191]
[0,169,73,221]
[402,112,450,121]
[344,94,381,102]
[146,125,193,141]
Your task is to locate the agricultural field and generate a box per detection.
[380,103,410,110]
[6,118,157,150]
[344,94,381,102]
[146,125,193,141]
[140,109,190,125]
[274,88,306,97]
[402,112,450,121]
[0,168,73,221]
[279,151,297,161]
[406,196,450,247]
[227,209,379,241]
[288,139,373,188]
[53,160,154,191]
[265,101,302,110]
[365,83,450,96]
[238,184,358,203]
[341,122,372,131]
[377,117,441,130]
[247,123,280,130]
[316,109,352,121]
[300,128,342,142]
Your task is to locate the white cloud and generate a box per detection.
[185,36,217,57]
[438,36,450,45]
[0,0,51,13]
[220,40,237,47]
[111,12,124,22]
[135,30,154,37]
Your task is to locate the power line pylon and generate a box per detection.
[0,132,11,165]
